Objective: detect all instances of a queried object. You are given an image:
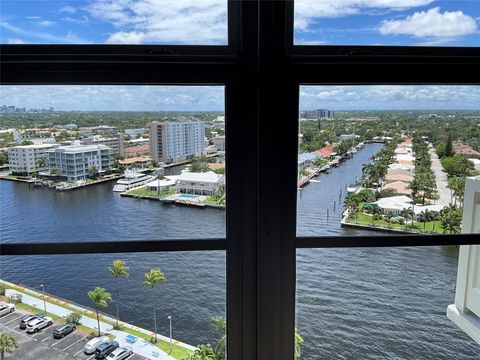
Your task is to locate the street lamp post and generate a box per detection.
[40,284,46,315]
[168,315,172,355]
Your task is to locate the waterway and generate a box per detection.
[1,143,478,358]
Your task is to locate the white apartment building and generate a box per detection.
[82,134,125,156]
[47,143,113,182]
[7,144,58,174]
[213,135,225,151]
[448,176,480,345]
[150,121,205,163]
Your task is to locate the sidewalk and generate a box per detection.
[5,288,175,360]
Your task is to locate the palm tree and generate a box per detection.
[142,268,166,343]
[211,316,226,359]
[0,333,18,360]
[385,211,395,228]
[440,205,462,234]
[108,260,129,329]
[87,287,112,336]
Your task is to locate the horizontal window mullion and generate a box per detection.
[292,62,480,84]
[0,239,226,256]
[1,62,237,84]
[296,234,480,249]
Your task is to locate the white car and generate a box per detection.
[83,335,110,355]
[107,346,133,360]
[26,316,53,333]
[0,303,15,317]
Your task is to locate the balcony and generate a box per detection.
[448,176,480,344]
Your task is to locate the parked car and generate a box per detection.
[26,316,53,333]
[53,323,76,339]
[107,346,133,360]
[84,335,110,354]
[95,340,119,359]
[0,303,15,317]
[19,313,44,329]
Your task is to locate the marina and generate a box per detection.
[1,143,477,358]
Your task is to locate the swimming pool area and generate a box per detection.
[179,194,201,199]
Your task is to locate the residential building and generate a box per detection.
[213,135,225,151]
[47,142,113,182]
[119,156,152,169]
[125,128,147,138]
[298,153,318,169]
[149,121,205,163]
[7,144,58,174]
[448,176,480,344]
[165,171,224,196]
[302,109,335,119]
[124,144,150,158]
[82,134,125,156]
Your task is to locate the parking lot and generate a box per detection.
[0,308,147,359]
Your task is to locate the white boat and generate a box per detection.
[113,171,155,192]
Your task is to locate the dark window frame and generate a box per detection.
[2,1,480,359]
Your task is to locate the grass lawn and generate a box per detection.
[126,186,175,199]
[351,212,446,234]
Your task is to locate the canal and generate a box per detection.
[1,143,477,358]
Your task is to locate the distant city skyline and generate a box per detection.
[1,85,480,112]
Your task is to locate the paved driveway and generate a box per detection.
[429,146,451,206]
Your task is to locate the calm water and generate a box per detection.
[1,144,478,358]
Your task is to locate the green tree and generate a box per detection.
[108,260,129,328]
[0,333,18,360]
[184,344,216,360]
[65,311,83,325]
[440,205,462,234]
[87,287,112,336]
[385,211,395,228]
[88,165,99,178]
[444,134,453,157]
[142,268,166,343]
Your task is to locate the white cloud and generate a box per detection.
[379,7,478,38]
[107,31,145,44]
[295,0,434,31]
[26,16,41,20]
[60,5,77,14]
[61,16,90,25]
[0,21,90,44]
[0,86,225,111]
[87,0,227,44]
[37,20,56,27]
[7,38,25,44]
[300,86,480,110]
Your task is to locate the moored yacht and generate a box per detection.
[113,170,155,192]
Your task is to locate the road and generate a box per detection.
[428,146,451,206]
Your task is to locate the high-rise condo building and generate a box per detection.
[149,121,205,163]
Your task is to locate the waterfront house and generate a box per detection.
[298,152,318,169]
[374,196,413,215]
[388,163,415,172]
[165,171,224,196]
[383,181,412,195]
[385,169,415,184]
[146,179,177,192]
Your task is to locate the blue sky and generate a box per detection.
[1,85,480,111]
[0,1,478,46]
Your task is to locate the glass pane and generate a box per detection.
[0,85,226,242]
[296,247,479,359]
[297,85,480,237]
[1,0,227,45]
[294,1,480,46]
[0,251,225,360]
